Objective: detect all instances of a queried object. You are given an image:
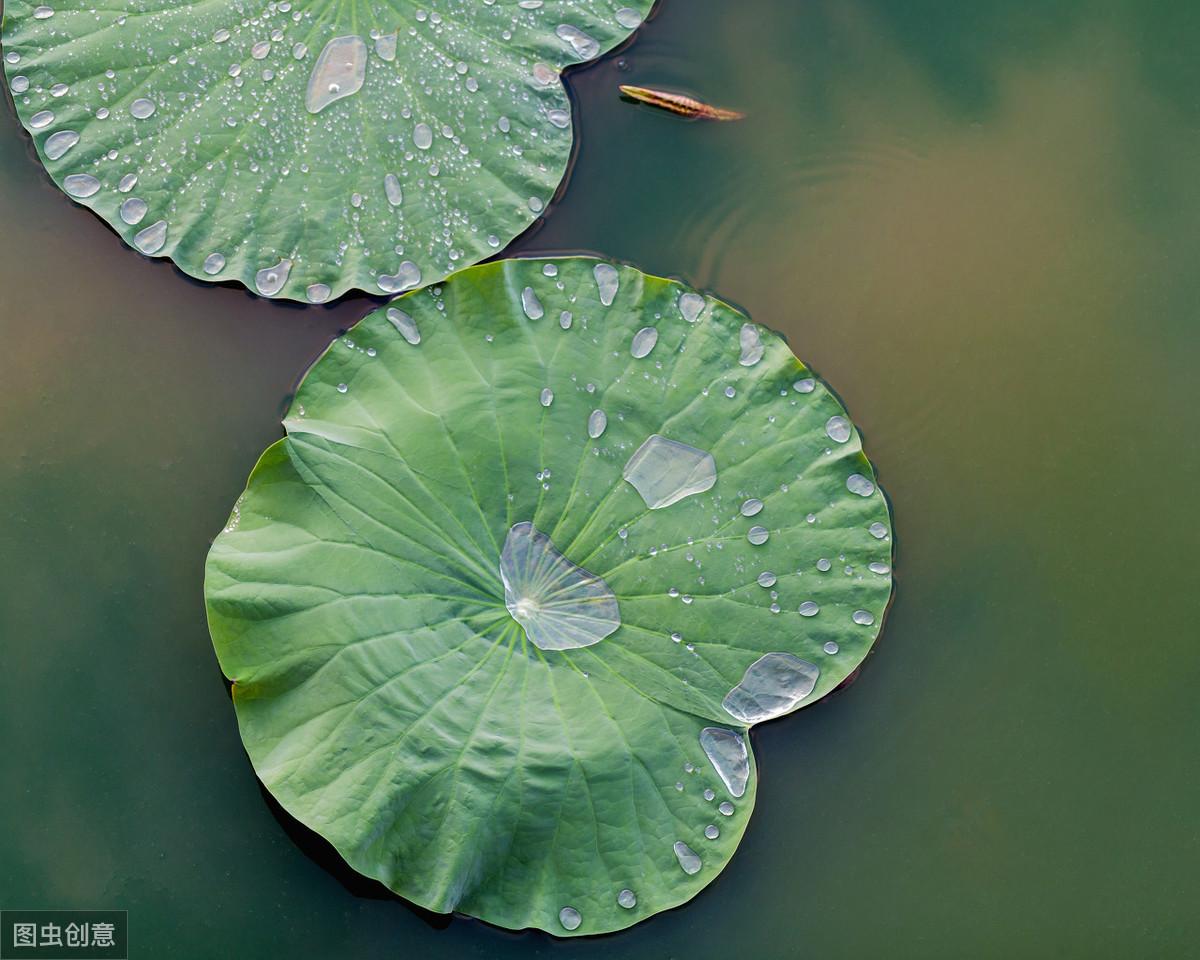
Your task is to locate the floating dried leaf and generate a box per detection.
[619,85,745,121]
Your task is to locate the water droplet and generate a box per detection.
[559,310,572,329]
[594,262,619,305]
[133,219,168,255]
[699,727,749,798]
[826,416,851,443]
[29,110,54,129]
[386,307,420,345]
[556,23,600,59]
[869,561,890,575]
[869,522,889,539]
[63,173,100,198]
[558,907,581,931]
[383,173,403,206]
[11,76,30,94]
[847,474,875,497]
[413,122,433,149]
[374,31,397,61]
[703,788,715,801]
[501,522,619,650]
[305,36,367,113]
[213,28,230,42]
[673,841,702,875]
[798,601,820,617]
[816,558,831,572]
[718,801,735,816]
[119,197,147,225]
[547,108,570,128]
[5,52,20,65]
[615,7,643,28]
[336,382,348,394]
[377,260,421,293]
[527,196,544,213]
[704,824,720,840]
[757,571,777,588]
[255,258,292,296]
[49,82,68,97]
[853,609,876,626]
[724,386,736,399]
[587,409,607,439]
[746,526,769,545]
[305,283,331,303]
[539,387,554,407]
[117,173,137,193]
[521,286,544,320]
[794,378,815,393]
[679,292,705,322]
[203,253,225,275]
[292,42,308,59]
[43,130,78,160]
[623,435,717,510]
[740,498,764,517]
[33,5,54,19]
[739,324,764,366]
[823,641,840,655]
[129,97,156,119]
[250,40,271,59]
[723,652,820,723]
[617,889,636,909]
[630,326,658,358]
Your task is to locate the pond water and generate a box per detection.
[2,1,1197,956]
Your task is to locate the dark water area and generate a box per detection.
[2,1,1198,957]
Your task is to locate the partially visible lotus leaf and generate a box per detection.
[205,257,894,935]
[0,1,651,302]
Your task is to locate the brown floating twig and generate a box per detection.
[619,85,745,121]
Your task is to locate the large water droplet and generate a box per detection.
[254,259,291,296]
[119,197,147,225]
[593,262,619,305]
[413,122,433,149]
[386,307,420,344]
[794,378,815,393]
[30,110,55,129]
[500,522,620,650]
[746,526,769,545]
[377,260,421,293]
[718,801,735,816]
[847,474,875,497]
[305,36,367,113]
[739,324,764,366]
[133,219,168,255]
[117,173,138,193]
[203,253,226,275]
[678,292,705,322]
[547,108,569,128]
[699,727,749,798]
[798,601,820,617]
[630,327,658,358]
[853,609,876,626]
[869,521,889,539]
[383,173,403,206]
[826,416,851,443]
[756,571,777,588]
[723,653,820,723]
[374,31,397,61]
[673,841,702,875]
[33,5,54,19]
[587,409,607,439]
[623,435,717,510]
[558,907,581,931]
[63,173,100,198]
[740,498,764,517]
[43,130,79,160]
[129,97,156,119]
[521,286,544,320]
[306,283,331,303]
[11,76,30,94]
[704,824,720,840]
[556,23,600,59]
[539,387,554,407]
[615,7,643,28]
[617,888,636,909]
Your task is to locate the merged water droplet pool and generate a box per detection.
[377,260,421,294]
[623,435,716,510]
[305,36,367,113]
[255,258,292,297]
[699,727,749,798]
[499,522,620,651]
[556,23,599,59]
[723,652,820,723]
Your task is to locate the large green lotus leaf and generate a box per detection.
[205,257,893,935]
[0,0,650,302]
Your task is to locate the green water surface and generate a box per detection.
[2,1,1198,957]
